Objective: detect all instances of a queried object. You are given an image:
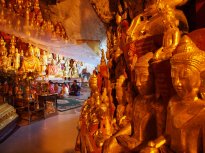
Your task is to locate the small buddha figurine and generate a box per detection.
[20,50,24,66]
[64,58,71,78]
[153,5,180,61]
[0,44,8,72]
[103,52,165,153]
[14,48,20,71]
[94,98,113,148]
[89,73,98,95]
[36,12,44,26]
[7,39,16,70]
[39,50,47,75]
[71,61,79,78]
[141,35,205,153]
[20,44,41,73]
[47,59,58,77]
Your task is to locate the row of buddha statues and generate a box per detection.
[0,0,71,43]
[0,33,80,78]
[76,0,205,152]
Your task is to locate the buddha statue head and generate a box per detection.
[10,35,16,46]
[28,44,34,56]
[20,50,24,56]
[170,35,205,99]
[135,52,154,96]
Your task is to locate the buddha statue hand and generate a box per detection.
[140,136,167,153]
[153,47,173,61]
[103,136,117,153]
[116,135,141,149]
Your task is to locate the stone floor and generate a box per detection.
[0,107,82,153]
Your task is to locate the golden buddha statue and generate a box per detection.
[126,0,188,43]
[94,101,113,148]
[7,39,16,71]
[103,52,165,153]
[70,61,79,78]
[20,45,41,73]
[64,58,71,77]
[153,5,180,61]
[0,37,7,57]
[0,41,8,72]
[39,50,47,75]
[141,35,205,153]
[36,12,44,26]
[89,73,98,95]
[14,48,20,71]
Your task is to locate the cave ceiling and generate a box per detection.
[40,0,106,48]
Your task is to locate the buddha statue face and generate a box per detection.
[170,35,205,99]
[135,66,154,96]
[28,46,34,56]
[171,64,201,99]
[135,52,154,96]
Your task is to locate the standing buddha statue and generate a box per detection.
[14,48,20,71]
[39,50,47,75]
[7,36,16,70]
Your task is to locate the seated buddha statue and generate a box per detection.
[0,39,9,71]
[7,40,16,70]
[103,52,166,153]
[153,5,180,61]
[47,59,58,77]
[126,0,188,43]
[141,35,205,153]
[20,45,41,73]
